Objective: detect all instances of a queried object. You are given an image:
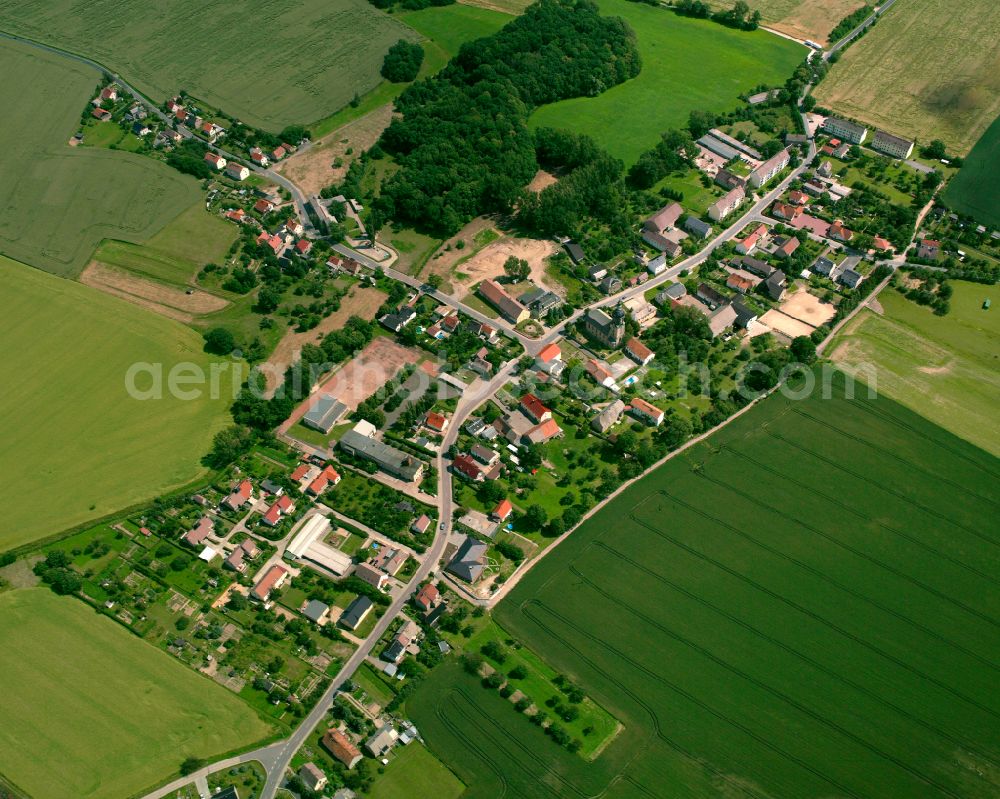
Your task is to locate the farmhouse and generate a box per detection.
[871,130,914,159]
[523,417,562,445]
[707,303,738,338]
[204,152,226,170]
[774,237,800,259]
[583,306,625,348]
[446,537,488,583]
[707,186,745,222]
[592,398,626,433]
[303,394,348,434]
[748,149,789,188]
[478,279,528,324]
[726,270,758,294]
[322,729,362,769]
[249,147,270,167]
[629,397,664,426]
[624,337,654,365]
[822,116,867,144]
[413,583,440,613]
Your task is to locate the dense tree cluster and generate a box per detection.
[675,0,761,31]
[381,39,425,83]
[166,138,212,179]
[627,129,696,188]
[373,0,641,234]
[368,0,452,10]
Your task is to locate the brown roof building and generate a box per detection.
[322,728,362,769]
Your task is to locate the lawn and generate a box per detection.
[942,114,1000,227]
[0,589,272,799]
[814,0,1000,155]
[398,4,512,57]
[367,742,464,799]
[411,369,1000,798]
[0,258,234,550]
[528,0,805,164]
[830,282,1000,456]
[0,40,199,278]
[0,0,419,131]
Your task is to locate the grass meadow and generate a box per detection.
[528,0,805,164]
[814,0,1000,155]
[367,743,465,799]
[831,282,1000,456]
[0,589,272,799]
[0,258,235,550]
[942,114,1000,227]
[0,0,418,131]
[0,40,199,278]
[410,371,1000,798]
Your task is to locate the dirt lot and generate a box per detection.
[262,285,387,395]
[760,308,816,339]
[771,0,866,43]
[81,261,228,323]
[279,336,422,432]
[428,233,562,297]
[777,288,836,327]
[276,105,394,196]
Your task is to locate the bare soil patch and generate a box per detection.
[279,336,422,432]
[439,236,561,297]
[276,105,394,197]
[262,285,387,395]
[770,0,866,43]
[760,308,816,339]
[777,288,836,327]
[526,169,558,193]
[81,261,228,323]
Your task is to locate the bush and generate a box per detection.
[381,40,424,83]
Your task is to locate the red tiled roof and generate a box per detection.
[452,454,482,480]
[254,198,273,213]
[630,397,663,420]
[253,565,288,599]
[291,464,310,481]
[414,583,439,610]
[493,499,513,519]
[528,417,562,442]
[296,239,311,254]
[519,393,550,422]
[425,411,448,431]
[536,342,561,363]
[625,337,653,362]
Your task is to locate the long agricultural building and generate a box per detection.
[285,514,352,575]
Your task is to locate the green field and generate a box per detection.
[0,589,272,799]
[368,743,465,799]
[528,0,805,163]
[411,371,1000,797]
[814,0,1000,156]
[831,282,1000,456]
[0,0,419,131]
[399,4,511,57]
[942,114,1000,226]
[0,258,235,550]
[0,40,200,278]
[92,203,239,286]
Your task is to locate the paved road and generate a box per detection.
[824,0,896,60]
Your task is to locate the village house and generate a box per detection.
[204,152,226,171]
[249,147,270,167]
[411,514,432,536]
[774,236,800,259]
[413,583,440,613]
[685,216,713,239]
[339,595,374,631]
[735,224,769,255]
[765,271,787,301]
[253,198,274,214]
[523,417,562,446]
[299,763,328,793]
[707,186,745,222]
[91,107,111,121]
[452,453,484,482]
[424,411,449,432]
[307,465,341,496]
[715,168,745,190]
[184,516,214,547]
[585,359,617,390]
[252,564,288,604]
[224,208,246,223]
[646,253,667,276]
[519,393,552,424]
[256,231,283,255]
[261,494,294,527]
[707,303,738,338]
[726,270,758,294]
[492,498,513,522]
[224,479,253,511]
[446,537,488,583]
[630,397,665,426]
[828,220,853,243]
[534,342,564,377]
[478,279,528,324]
[788,190,809,206]
[697,283,728,309]
[772,202,802,222]
[380,305,417,333]
[355,562,389,591]
[563,241,586,264]
[295,239,312,257]
[917,239,940,259]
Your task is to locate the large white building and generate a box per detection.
[285,514,351,575]
[707,186,746,222]
[871,130,914,159]
[822,116,868,144]
[748,149,790,188]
